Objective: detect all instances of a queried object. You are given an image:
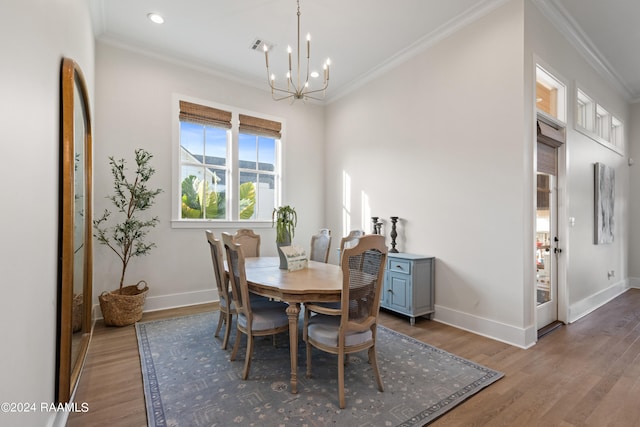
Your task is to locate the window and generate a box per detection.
[536,65,566,123]
[595,105,610,141]
[174,98,282,225]
[576,89,594,131]
[238,114,280,221]
[611,117,623,148]
[575,87,624,154]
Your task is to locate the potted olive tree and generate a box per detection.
[93,149,162,326]
[272,205,297,269]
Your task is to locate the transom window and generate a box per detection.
[536,65,566,123]
[173,98,282,225]
[575,87,623,154]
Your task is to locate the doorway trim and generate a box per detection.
[535,112,569,330]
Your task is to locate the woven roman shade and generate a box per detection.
[239,114,282,138]
[536,119,564,176]
[537,142,557,176]
[537,119,564,148]
[179,100,232,129]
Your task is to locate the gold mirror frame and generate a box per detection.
[57,57,93,403]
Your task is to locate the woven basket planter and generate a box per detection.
[99,281,149,326]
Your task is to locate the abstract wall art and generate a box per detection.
[594,162,615,244]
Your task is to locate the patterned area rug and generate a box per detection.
[136,312,503,426]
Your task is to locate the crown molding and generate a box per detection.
[327,0,511,104]
[532,0,638,103]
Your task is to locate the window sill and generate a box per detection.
[575,125,624,156]
[170,219,275,230]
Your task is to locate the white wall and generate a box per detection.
[93,43,325,310]
[325,1,532,346]
[0,1,94,426]
[525,2,631,321]
[629,103,640,283]
[324,0,633,347]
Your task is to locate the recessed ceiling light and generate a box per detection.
[147,13,164,24]
[310,71,319,78]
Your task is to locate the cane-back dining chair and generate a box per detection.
[339,229,364,253]
[304,234,388,408]
[205,230,234,350]
[233,228,261,257]
[222,232,289,380]
[310,228,332,263]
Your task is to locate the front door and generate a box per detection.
[536,172,558,329]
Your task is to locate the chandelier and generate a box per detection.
[263,0,330,101]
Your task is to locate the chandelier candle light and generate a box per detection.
[263,0,330,101]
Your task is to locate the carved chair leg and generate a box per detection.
[338,351,346,409]
[369,346,384,392]
[230,327,242,361]
[214,311,224,338]
[221,312,233,350]
[306,341,312,378]
[242,334,254,380]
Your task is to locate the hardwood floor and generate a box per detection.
[68,290,640,426]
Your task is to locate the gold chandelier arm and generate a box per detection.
[301,80,329,96]
[272,92,296,102]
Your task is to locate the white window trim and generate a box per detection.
[535,63,567,124]
[574,85,624,156]
[170,93,285,229]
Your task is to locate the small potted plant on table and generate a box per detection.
[272,205,297,269]
[93,149,162,326]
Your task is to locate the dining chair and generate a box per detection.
[338,229,365,261]
[233,228,261,257]
[304,234,388,408]
[205,230,235,350]
[310,228,331,263]
[222,232,289,380]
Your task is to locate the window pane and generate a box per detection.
[611,117,623,148]
[181,165,205,219]
[536,65,566,122]
[577,89,594,131]
[239,172,257,220]
[258,136,276,171]
[257,174,276,220]
[180,122,204,157]
[205,127,227,166]
[239,134,257,170]
[596,105,610,141]
[180,165,227,220]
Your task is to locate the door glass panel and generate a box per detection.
[536,173,552,305]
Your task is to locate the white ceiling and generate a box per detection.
[89,0,640,103]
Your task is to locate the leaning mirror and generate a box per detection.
[57,57,93,403]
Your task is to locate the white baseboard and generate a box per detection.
[567,279,629,323]
[144,289,218,312]
[92,289,218,320]
[89,281,636,346]
[433,305,537,349]
[628,277,640,289]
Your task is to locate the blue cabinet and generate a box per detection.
[381,253,434,325]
